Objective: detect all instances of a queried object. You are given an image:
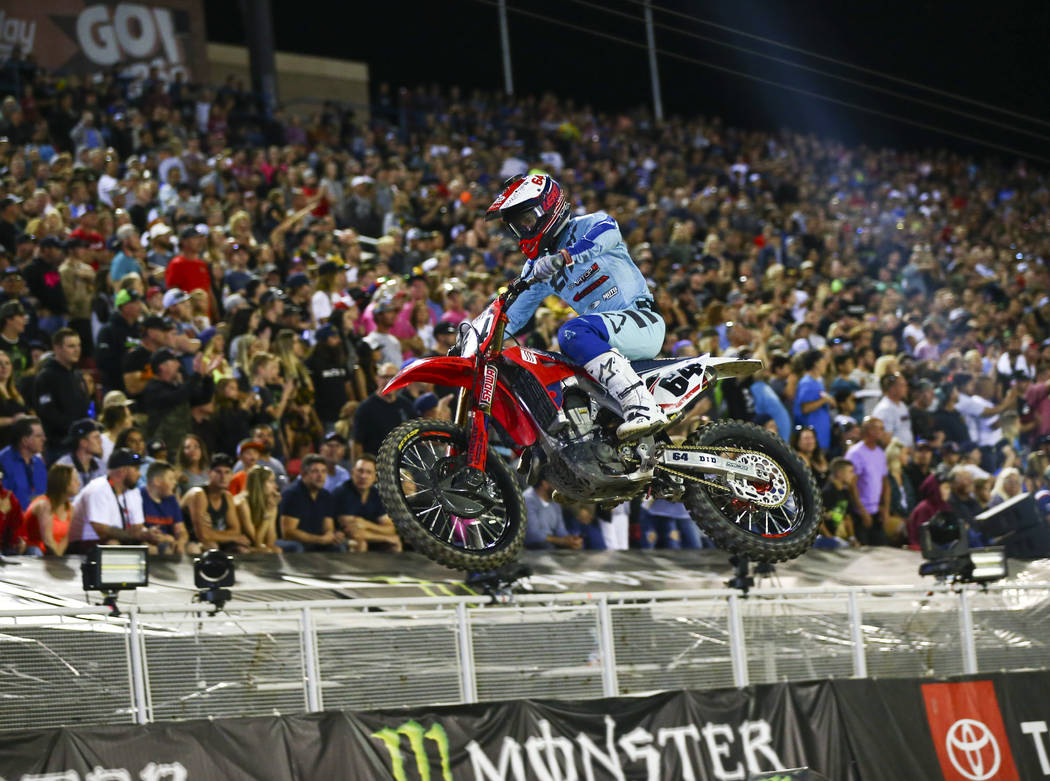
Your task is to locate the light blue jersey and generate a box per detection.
[506,212,651,335]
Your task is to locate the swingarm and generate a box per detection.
[658,448,763,481]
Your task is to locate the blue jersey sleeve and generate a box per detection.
[505,279,554,336]
[564,214,622,266]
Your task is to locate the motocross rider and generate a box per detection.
[486,173,667,439]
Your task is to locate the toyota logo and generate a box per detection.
[946,718,1001,780]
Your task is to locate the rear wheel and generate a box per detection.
[377,420,527,571]
[681,420,821,562]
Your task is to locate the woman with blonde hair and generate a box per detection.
[227,209,257,249]
[188,288,211,330]
[526,307,558,351]
[884,439,916,544]
[873,355,900,383]
[233,333,259,388]
[0,351,27,434]
[233,465,302,552]
[274,329,313,395]
[23,464,80,555]
[39,210,65,237]
[199,326,233,382]
[990,467,1023,507]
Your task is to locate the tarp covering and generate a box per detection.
[3,547,1048,608]
[3,671,1050,779]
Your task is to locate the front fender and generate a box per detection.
[382,357,537,447]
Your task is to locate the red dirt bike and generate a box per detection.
[376,276,820,571]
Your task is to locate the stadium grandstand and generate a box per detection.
[1,1,1050,779]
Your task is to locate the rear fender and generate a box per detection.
[646,356,763,414]
[382,357,537,447]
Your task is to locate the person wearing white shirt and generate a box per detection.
[997,339,1033,383]
[901,317,925,355]
[67,449,161,553]
[871,373,914,448]
[601,501,631,551]
[955,376,1016,471]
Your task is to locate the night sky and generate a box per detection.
[205,0,1050,164]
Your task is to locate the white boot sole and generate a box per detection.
[617,416,668,440]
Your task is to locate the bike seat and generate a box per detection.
[630,356,695,376]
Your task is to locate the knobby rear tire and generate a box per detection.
[377,420,527,571]
[682,419,822,562]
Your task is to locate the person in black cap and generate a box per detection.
[307,324,350,426]
[319,431,350,491]
[258,288,285,335]
[285,272,313,327]
[906,439,936,492]
[23,234,69,335]
[166,225,215,316]
[413,391,449,420]
[140,348,218,456]
[95,288,143,392]
[431,319,459,354]
[0,299,30,381]
[67,448,159,554]
[54,417,106,488]
[0,267,35,333]
[122,314,175,399]
[145,438,168,465]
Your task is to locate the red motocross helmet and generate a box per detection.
[486,173,571,259]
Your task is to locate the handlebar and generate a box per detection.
[501,275,536,304]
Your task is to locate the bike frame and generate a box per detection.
[381,281,533,470]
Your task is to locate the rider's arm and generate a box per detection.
[561,214,621,266]
[505,281,555,336]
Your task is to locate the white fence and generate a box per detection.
[1,583,1049,731]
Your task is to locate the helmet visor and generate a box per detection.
[506,206,543,238]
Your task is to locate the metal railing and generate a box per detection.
[1,582,1049,731]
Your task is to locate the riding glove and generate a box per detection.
[528,250,571,281]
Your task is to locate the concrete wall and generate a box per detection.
[206,43,369,115]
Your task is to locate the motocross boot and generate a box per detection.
[583,349,669,440]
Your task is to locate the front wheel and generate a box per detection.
[377,420,527,571]
[681,420,822,562]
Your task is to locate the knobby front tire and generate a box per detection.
[377,420,527,571]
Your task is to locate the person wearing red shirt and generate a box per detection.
[0,478,26,555]
[166,227,215,316]
[68,208,106,270]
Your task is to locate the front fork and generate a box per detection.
[461,361,498,472]
[461,313,510,472]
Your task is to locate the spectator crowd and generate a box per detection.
[1,56,1050,559]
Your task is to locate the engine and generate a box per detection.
[561,388,596,439]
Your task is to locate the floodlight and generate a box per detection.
[81,545,149,614]
[968,547,1008,582]
[194,549,235,611]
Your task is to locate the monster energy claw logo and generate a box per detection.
[372,720,453,781]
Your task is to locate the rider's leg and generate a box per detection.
[557,312,668,439]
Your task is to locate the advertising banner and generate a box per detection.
[3,672,1050,779]
[0,1,207,82]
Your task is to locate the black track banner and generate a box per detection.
[3,672,1050,779]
